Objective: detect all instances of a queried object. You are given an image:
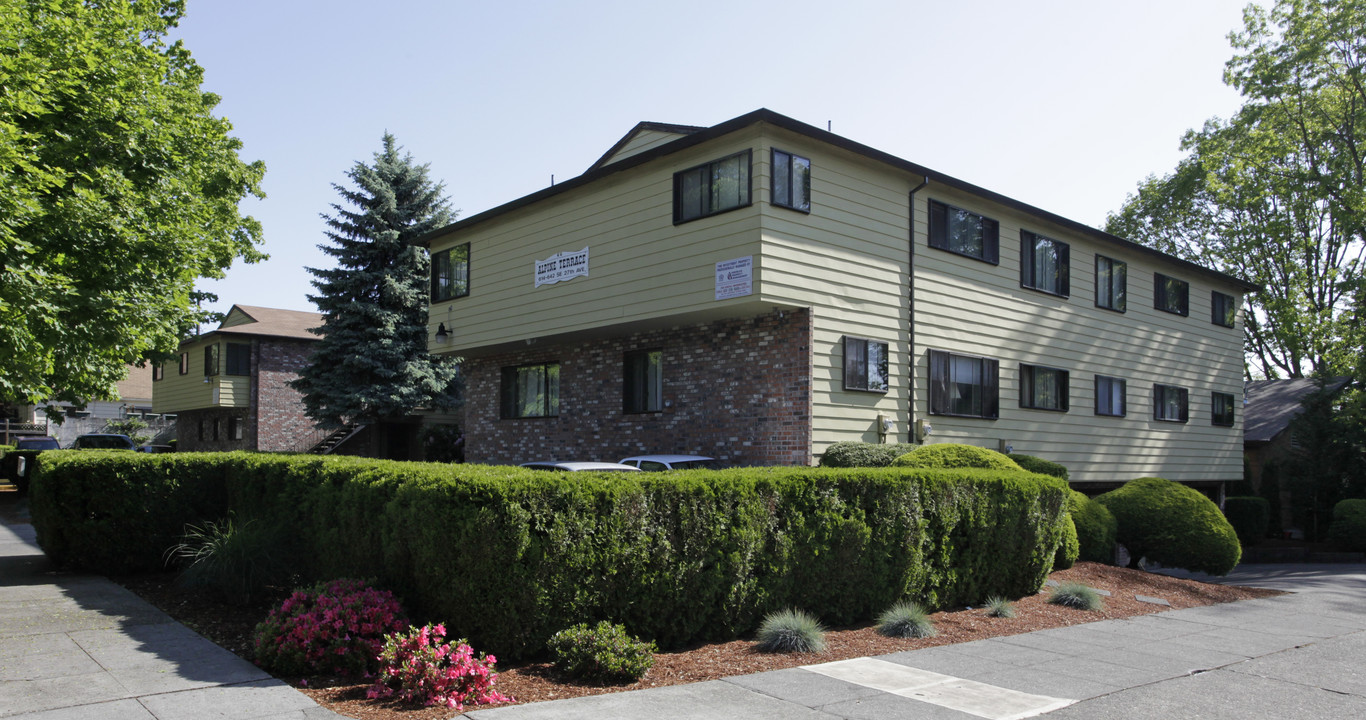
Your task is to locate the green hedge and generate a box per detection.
[818,441,920,468]
[30,452,1068,659]
[1223,496,1270,547]
[1095,477,1241,575]
[1008,454,1068,481]
[1069,490,1117,564]
[1328,499,1366,552]
[892,444,1023,472]
[1053,516,1079,570]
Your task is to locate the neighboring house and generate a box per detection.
[1243,377,1353,526]
[153,305,323,452]
[3,364,164,446]
[420,109,1254,492]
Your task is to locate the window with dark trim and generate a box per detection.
[624,349,662,414]
[771,149,810,212]
[1211,291,1236,328]
[1211,391,1235,427]
[153,364,164,382]
[178,353,189,375]
[1153,384,1189,423]
[844,337,889,392]
[928,200,999,264]
[1019,364,1069,411]
[1020,231,1069,297]
[432,243,470,302]
[225,343,251,376]
[673,150,752,223]
[500,363,560,418]
[228,416,244,441]
[212,418,220,441]
[1155,273,1189,316]
[1095,375,1126,417]
[929,349,999,419]
[198,419,205,442]
[204,344,219,377]
[1096,255,1127,312]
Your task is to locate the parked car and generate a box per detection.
[14,436,60,451]
[520,461,641,472]
[72,433,136,450]
[136,445,175,453]
[618,455,718,471]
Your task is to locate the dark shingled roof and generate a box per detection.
[210,305,322,341]
[1244,377,1352,445]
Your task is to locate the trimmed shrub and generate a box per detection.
[755,609,826,653]
[546,621,656,683]
[893,444,1023,472]
[876,601,936,638]
[1223,496,1270,547]
[1095,478,1241,575]
[819,441,919,468]
[984,596,1015,618]
[1069,490,1117,564]
[1053,516,1079,570]
[1047,582,1104,611]
[252,578,408,677]
[29,452,1068,660]
[1008,453,1068,481]
[368,624,511,709]
[1328,499,1366,552]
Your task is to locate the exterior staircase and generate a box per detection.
[307,423,366,454]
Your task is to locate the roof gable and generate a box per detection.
[208,305,322,342]
[586,121,706,173]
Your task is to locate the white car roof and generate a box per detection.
[619,455,715,464]
[520,461,641,471]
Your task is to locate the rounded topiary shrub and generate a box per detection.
[1328,499,1366,552]
[820,442,920,468]
[1094,478,1241,575]
[1069,490,1117,564]
[1008,454,1069,481]
[547,621,656,683]
[892,444,1023,472]
[1223,496,1270,547]
[1053,515,1079,570]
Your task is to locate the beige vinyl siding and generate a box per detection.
[151,339,251,413]
[429,130,768,352]
[601,129,693,167]
[912,186,1244,485]
[218,307,254,329]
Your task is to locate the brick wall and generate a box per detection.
[174,407,250,452]
[464,309,813,466]
[255,339,320,452]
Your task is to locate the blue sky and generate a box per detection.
[175,0,1253,317]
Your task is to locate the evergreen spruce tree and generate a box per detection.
[292,135,459,429]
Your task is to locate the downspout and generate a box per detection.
[908,177,929,444]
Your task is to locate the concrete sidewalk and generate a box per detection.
[461,565,1366,720]
[0,500,342,719]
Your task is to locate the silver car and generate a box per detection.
[520,461,641,472]
[618,455,718,471]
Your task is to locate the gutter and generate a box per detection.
[908,177,929,444]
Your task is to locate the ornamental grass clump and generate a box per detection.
[368,624,512,710]
[252,578,408,677]
[876,601,937,639]
[546,621,656,683]
[1047,582,1105,612]
[166,517,290,606]
[755,608,826,654]
[984,596,1016,618]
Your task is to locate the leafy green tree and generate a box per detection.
[292,135,460,428]
[0,0,266,415]
[1106,0,1366,379]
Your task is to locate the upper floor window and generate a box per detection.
[771,149,810,212]
[1211,291,1236,328]
[928,200,999,264]
[432,243,470,302]
[1020,231,1070,297]
[1095,375,1126,417]
[1153,383,1189,423]
[178,353,189,375]
[501,362,560,419]
[203,344,219,377]
[1155,273,1189,316]
[1019,364,1069,412]
[1211,391,1236,427]
[929,349,999,419]
[225,343,251,376]
[844,337,889,392]
[624,349,662,414]
[673,150,752,224]
[1096,255,1127,312]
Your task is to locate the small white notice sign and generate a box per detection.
[715,256,753,300]
[534,247,590,288]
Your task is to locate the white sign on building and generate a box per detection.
[715,256,753,300]
[534,247,590,288]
